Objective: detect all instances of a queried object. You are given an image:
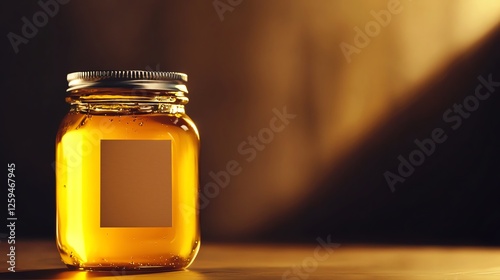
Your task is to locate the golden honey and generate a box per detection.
[55,71,200,270]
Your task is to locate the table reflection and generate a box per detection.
[0,269,207,280]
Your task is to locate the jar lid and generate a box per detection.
[67,70,188,93]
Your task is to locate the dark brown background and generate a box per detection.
[1,0,499,246]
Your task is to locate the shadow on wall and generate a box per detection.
[195,1,500,242]
[262,24,500,246]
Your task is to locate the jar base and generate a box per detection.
[65,264,187,272]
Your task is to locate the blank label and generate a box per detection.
[100,140,172,227]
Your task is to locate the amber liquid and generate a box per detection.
[55,105,200,270]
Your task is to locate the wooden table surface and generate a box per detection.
[2,239,500,279]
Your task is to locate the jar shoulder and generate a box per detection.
[56,111,199,141]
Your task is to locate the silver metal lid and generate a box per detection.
[66,70,188,93]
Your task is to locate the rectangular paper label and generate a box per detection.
[100,140,172,227]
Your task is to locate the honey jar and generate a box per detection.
[55,70,200,270]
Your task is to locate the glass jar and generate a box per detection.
[55,70,200,271]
